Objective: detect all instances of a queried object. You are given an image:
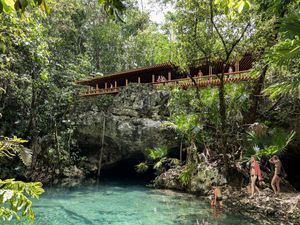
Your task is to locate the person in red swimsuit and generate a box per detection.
[249,155,263,198]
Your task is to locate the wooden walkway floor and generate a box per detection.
[79,70,253,97]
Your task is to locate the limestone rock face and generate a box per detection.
[189,163,227,194]
[153,166,184,191]
[75,84,179,173]
[154,160,227,195]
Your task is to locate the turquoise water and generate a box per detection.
[28,181,259,225]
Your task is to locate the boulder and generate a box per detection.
[153,166,184,191]
[154,160,227,195]
[189,162,227,194]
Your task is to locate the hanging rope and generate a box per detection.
[97,114,106,178]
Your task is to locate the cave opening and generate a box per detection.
[100,152,156,184]
[281,153,300,191]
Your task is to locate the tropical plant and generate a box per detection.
[246,127,296,158]
[0,0,49,14]
[135,162,149,173]
[135,146,168,175]
[0,179,44,221]
[0,136,31,166]
[0,137,44,222]
[147,146,168,161]
[179,163,196,186]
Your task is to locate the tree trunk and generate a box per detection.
[244,65,268,124]
[219,64,229,174]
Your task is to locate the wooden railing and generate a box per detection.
[153,70,253,89]
[79,70,253,96]
[79,87,119,97]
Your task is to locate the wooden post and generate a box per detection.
[235,62,240,72]
[126,79,128,86]
[209,65,213,80]
[96,83,99,91]
[105,82,107,89]
[152,75,155,83]
[114,81,117,88]
[168,71,171,81]
[138,77,141,83]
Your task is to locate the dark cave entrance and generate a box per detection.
[281,153,300,191]
[100,152,156,183]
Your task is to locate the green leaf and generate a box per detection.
[237,0,245,13]
[2,0,15,13]
[135,162,148,173]
[40,69,48,81]
[40,0,49,13]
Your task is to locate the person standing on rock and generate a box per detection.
[249,155,263,198]
[269,155,283,195]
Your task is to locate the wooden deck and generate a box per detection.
[79,70,253,96]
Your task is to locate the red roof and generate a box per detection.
[76,63,174,85]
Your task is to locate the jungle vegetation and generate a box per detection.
[0,0,300,221]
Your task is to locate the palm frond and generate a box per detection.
[147,146,168,161]
[135,162,149,173]
[263,78,300,99]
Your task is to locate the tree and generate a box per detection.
[164,0,252,173]
[0,0,125,16]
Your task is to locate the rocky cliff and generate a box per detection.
[75,84,180,174]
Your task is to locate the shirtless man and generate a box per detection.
[211,182,223,208]
[269,155,282,195]
[249,155,263,198]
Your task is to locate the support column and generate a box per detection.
[209,65,213,80]
[126,79,128,86]
[138,77,141,83]
[96,83,99,90]
[114,81,117,88]
[235,62,240,72]
[152,75,155,83]
[105,82,107,89]
[168,71,171,81]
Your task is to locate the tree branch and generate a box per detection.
[226,22,250,62]
[209,0,229,55]
[193,17,208,58]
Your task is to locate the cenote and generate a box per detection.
[25,180,261,225]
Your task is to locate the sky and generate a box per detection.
[137,0,174,24]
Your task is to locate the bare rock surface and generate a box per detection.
[75,84,180,173]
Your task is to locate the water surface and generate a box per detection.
[29,181,259,225]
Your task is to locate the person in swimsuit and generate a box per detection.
[269,155,282,195]
[249,155,263,198]
[211,182,223,208]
